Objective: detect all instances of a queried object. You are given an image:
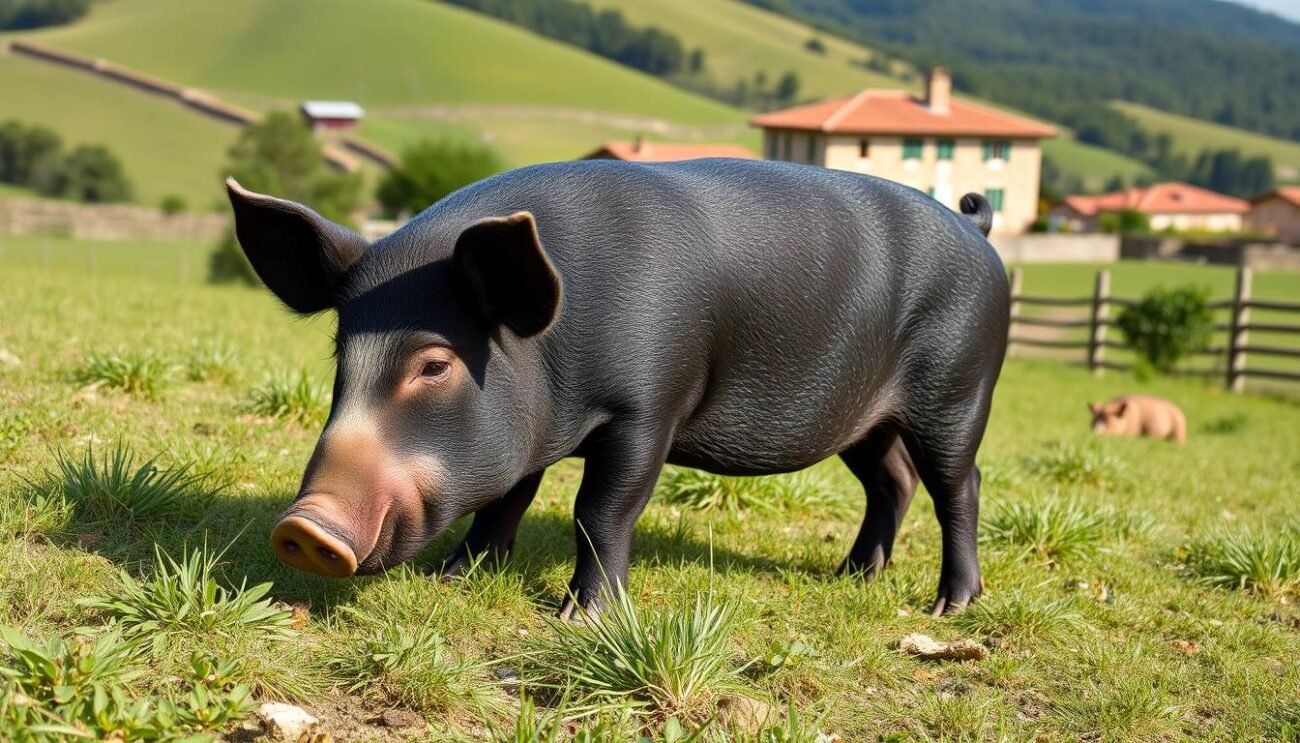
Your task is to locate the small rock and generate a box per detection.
[376,708,421,729]
[716,696,777,734]
[0,348,20,367]
[897,633,988,662]
[256,702,319,742]
[1172,639,1199,655]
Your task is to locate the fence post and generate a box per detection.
[1227,267,1252,393]
[1087,269,1110,375]
[1007,268,1023,358]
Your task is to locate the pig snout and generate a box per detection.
[270,418,433,578]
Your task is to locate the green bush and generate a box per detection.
[159,195,187,215]
[1116,286,1214,374]
[51,145,133,203]
[0,121,132,202]
[377,138,506,216]
[1097,208,1150,235]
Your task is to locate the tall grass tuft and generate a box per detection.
[532,588,746,721]
[657,468,842,516]
[185,341,239,383]
[244,370,328,425]
[952,590,1085,644]
[41,443,218,523]
[982,499,1106,565]
[81,543,295,645]
[70,351,175,399]
[1184,524,1300,601]
[1023,440,1130,490]
[327,606,504,717]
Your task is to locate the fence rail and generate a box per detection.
[1007,267,1300,392]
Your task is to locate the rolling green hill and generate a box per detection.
[1111,101,1300,183]
[20,0,740,123]
[0,52,239,208]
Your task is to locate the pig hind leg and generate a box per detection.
[837,427,919,579]
[439,470,544,579]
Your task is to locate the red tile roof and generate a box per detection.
[584,141,756,162]
[750,90,1056,138]
[1062,182,1250,216]
[1251,186,1300,207]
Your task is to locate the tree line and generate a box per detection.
[0,120,133,203]
[0,0,91,30]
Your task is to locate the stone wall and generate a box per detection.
[0,199,228,241]
[1121,235,1300,270]
[988,234,1120,264]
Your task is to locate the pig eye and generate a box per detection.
[420,360,451,380]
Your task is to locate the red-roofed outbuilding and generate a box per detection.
[1052,182,1250,233]
[583,137,755,162]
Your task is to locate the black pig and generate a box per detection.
[227,158,1007,616]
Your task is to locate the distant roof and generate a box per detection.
[1251,186,1300,207]
[300,101,365,120]
[1062,183,1250,216]
[750,90,1056,138]
[584,140,756,162]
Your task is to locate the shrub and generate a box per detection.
[244,370,328,425]
[48,145,133,203]
[377,138,506,216]
[1097,208,1150,235]
[71,351,175,399]
[1184,524,1300,601]
[1116,286,1214,374]
[81,543,295,645]
[804,37,826,54]
[159,194,187,215]
[43,443,217,523]
[532,589,745,720]
[184,341,238,383]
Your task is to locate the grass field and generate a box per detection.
[0,241,1297,740]
[1041,137,1154,191]
[0,53,239,209]
[16,0,741,124]
[1112,101,1300,184]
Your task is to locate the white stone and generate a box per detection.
[255,702,319,742]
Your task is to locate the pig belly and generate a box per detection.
[666,390,888,476]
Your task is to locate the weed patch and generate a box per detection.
[657,469,843,516]
[1184,525,1300,601]
[982,499,1107,565]
[952,590,1085,645]
[244,370,328,425]
[70,351,175,399]
[37,443,218,524]
[1023,440,1131,490]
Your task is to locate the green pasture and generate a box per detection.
[0,240,1297,739]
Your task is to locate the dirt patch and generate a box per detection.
[230,691,427,742]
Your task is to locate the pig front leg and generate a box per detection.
[439,470,544,579]
[558,423,670,620]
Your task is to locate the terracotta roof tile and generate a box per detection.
[584,141,756,162]
[750,90,1056,138]
[1062,183,1250,216]
[1252,186,1300,207]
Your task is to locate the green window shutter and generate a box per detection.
[986,188,1005,212]
[926,187,935,198]
[1003,141,1011,162]
[903,139,923,160]
[937,139,954,160]
[982,141,991,161]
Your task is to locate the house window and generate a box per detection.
[986,187,1005,212]
[766,133,779,159]
[983,140,1011,162]
[858,139,870,158]
[936,139,954,160]
[806,135,817,163]
[903,139,924,160]
[782,132,793,161]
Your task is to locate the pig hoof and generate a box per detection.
[930,580,982,617]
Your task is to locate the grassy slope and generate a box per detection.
[1042,137,1153,190]
[0,53,239,209]
[1,244,1298,738]
[1113,101,1300,183]
[587,0,904,98]
[19,0,740,123]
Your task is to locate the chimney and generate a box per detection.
[926,67,951,114]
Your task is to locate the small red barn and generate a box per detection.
[300,101,365,132]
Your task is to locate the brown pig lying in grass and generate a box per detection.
[1088,395,1188,444]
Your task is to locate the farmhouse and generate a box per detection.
[750,68,1056,234]
[1247,187,1300,244]
[1051,182,1250,233]
[299,100,364,132]
[583,137,755,162]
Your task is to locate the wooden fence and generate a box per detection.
[1007,267,1300,391]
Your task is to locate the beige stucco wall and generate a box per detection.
[1248,198,1300,244]
[1148,212,1243,232]
[761,130,1043,234]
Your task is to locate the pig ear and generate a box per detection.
[1113,401,1128,416]
[225,178,367,314]
[453,211,562,337]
